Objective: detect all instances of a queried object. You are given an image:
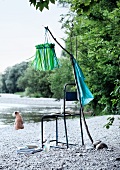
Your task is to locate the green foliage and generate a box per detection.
[110,79,120,115]
[59,0,120,115]
[0,74,2,92]
[0,62,28,93]
[48,57,74,99]
[17,64,53,98]
[104,116,115,129]
[29,0,55,12]
[59,0,118,15]
[0,58,75,99]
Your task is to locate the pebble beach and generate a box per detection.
[0,115,120,170]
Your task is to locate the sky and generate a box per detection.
[0,0,68,73]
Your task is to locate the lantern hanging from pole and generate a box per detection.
[32,29,59,71]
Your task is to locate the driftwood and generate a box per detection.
[82,109,94,144]
[45,27,94,145]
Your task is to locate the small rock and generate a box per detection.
[96,142,108,150]
[92,162,97,166]
[93,141,101,148]
[115,157,120,161]
[79,153,83,157]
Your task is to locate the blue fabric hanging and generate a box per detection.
[72,57,94,106]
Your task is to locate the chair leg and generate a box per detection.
[41,117,44,148]
[41,114,70,149]
[64,116,69,148]
[56,117,58,146]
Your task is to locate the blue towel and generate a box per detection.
[73,57,94,106]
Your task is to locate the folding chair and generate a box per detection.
[41,83,80,149]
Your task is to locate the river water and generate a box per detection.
[0,94,78,128]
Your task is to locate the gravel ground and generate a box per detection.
[0,115,120,170]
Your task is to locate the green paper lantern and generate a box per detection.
[32,43,59,71]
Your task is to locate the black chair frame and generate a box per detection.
[41,83,80,149]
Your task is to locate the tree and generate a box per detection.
[29,0,56,11]
[28,0,100,12]
[0,74,3,93]
[48,57,74,99]
[17,64,53,98]
[58,0,120,115]
[1,62,28,93]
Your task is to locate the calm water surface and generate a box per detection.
[0,94,78,128]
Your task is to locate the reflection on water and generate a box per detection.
[0,108,79,127]
[0,106,62,126]
[0,94,79,127]
[0,106,79,126]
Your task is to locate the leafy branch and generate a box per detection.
[29,0,56,12]
[103,116,120,129]
[104,117,115,129]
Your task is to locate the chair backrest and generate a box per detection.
[62,83,78,115]
[64,83,78,101]
[66,91,78,101]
